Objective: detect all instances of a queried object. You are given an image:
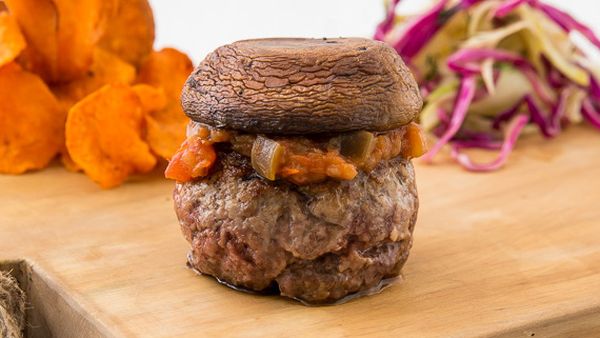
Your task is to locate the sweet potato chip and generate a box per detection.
[0,12,26,67]
[137,48,193,99]
[4,0,58,81]
[0,63,63,174]
[65,84,156,188]
[52,0,110,82]
[5,0,112,83]
[53,48,136,112]
[99,0,154,67]
[60,145,81,173]
[132,84,167,113]
[144,106,189,160]
[137,48,193,159]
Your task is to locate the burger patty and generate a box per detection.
[174,151,418,304]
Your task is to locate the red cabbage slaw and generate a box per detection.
[375,0,600,171]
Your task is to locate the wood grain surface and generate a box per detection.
[0,126,599,337]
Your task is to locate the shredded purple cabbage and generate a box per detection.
[451,115,529,172]
[459,0,484,7]
[493,0,529,18]
[374,0,401,41]
[536,2,600,49]
[492,99,524,130]
[448,48,556,104]
[582,78,600,129]
[375,0,600,171]
[423,75,477,162]
[452,139,502,150]
[582,99,600,129]
[543,56,568,88]
[389,0,451,59]
[525,94,563,137]
[590,75,600,99]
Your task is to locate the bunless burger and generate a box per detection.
[165,38,426,304]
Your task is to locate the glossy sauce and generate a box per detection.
[166,122,427,184]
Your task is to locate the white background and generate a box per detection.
[149,0,600,64]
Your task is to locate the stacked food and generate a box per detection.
[165,38,427,304]
[375,0,600,170]
[0,0,192,187]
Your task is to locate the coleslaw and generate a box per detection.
[375,0,600,171]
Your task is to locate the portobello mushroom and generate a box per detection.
[181,38,422,134]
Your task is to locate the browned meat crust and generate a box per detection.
[174,151,418,304]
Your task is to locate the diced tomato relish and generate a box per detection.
[165,122,427,184]
[164,135,216,182]
[279,148,358,185]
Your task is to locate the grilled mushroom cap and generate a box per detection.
[181,38,422,134]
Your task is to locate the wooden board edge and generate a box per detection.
[2,259,127,338]
[491,306,600,338]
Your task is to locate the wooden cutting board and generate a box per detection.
[1,126,599,338]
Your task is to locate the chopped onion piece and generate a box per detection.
[340,131,376,163]
[401,122,428,158]
[251,136,284,181]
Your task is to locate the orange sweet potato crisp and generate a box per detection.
[52,47,136,112]
[132,84,168,113]
[4,0,59,81]
[98,0,155,67]
[137,48,193,160]
[52,0,111,82]
[0,63,63,174]
[5,0,110,83]
[65,84,156,188]
[0,0,194,188]
[0,12,25,66]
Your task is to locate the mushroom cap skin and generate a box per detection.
[182,38,423,134]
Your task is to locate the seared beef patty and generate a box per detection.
[174,151,418,304]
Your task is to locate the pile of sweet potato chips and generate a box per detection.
[0,0,193,188]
